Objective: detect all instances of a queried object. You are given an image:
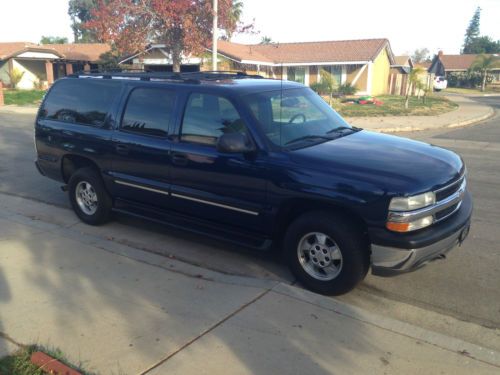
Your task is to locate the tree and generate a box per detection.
[319,69,338,105]
[470,54,500,91]
[463,7,481,53]
[404,67,425,109]
[84,0,247,72]
[463,36,500,54]
[40,36,68,44]
[68,0,98,42]
[411,48,430,63]
[260,36,273,45]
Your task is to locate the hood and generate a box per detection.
[289,130,464,195]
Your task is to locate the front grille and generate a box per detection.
[435,202,460,221]
[433,175,466,223]
[435,175,465,201]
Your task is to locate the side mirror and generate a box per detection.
[216,133,256,154]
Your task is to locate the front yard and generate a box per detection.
[332,95,458,117]
[2,90,46,106]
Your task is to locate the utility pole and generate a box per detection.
[212,0,218,70]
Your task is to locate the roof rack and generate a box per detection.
[68,70,264,83]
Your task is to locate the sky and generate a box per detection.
[0,0,499,56]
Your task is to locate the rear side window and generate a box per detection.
[181,93,247,146]
[40,79,121,126]
[121,87,176,137]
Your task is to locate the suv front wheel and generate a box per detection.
[284,211,369,295]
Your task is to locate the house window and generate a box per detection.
[320,66,343,85]
[287,67,306,84]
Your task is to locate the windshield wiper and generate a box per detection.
[326,126,361,134]
[284,135,333,146]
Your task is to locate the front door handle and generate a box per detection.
[115,144,130,155]
[172,153,188,166]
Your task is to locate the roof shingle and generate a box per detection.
[0,42,110,62]
[217,38,393,65]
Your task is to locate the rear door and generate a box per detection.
[169,91,268,233]
[109,85,177,209]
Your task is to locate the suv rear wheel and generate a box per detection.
[284,211,369,295]
[68,167,112,225]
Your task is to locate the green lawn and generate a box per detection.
[333,95,458,117]
[3,90,46,106]
[443,87,500,95]
[0,345,93,375]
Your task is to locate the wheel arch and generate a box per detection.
[273,198,370,248]
[61,154,101,183]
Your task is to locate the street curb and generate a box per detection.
[446,107,496,129]
[0,106,38,115]
[272,283,500,369]
[373,107,495,133]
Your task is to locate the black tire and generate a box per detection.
[284,211,369,295]
[68,167,112,225]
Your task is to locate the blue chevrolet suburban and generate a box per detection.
[34,71,472,295]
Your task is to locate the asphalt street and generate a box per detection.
[0,96,498,339]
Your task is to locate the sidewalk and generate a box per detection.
[0,193,499,374]
[345,95,494,132]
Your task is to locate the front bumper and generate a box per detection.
[370,191,472,276]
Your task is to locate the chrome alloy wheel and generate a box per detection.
[297,232,343,281]
[75,181,98,215]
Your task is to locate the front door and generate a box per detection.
[110,85,177,209]
[169,92,268,233]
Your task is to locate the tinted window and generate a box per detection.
[181,93,247,146]
[40,79,121,126]
[121,88,176,137]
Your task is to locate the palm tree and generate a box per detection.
[471,54,500,92]
[226,0,243,38]
[405,67,425,109]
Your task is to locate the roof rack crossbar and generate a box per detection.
[69,70,263,83]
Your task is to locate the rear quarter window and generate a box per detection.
[39,79,122,127]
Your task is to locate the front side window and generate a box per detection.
[244,88,353,147]
[121,88,176,137]
[181,93,248,146]
[40,79,121,126]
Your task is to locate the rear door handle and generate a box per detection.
[172,153,188,166]
[115,144,130,155]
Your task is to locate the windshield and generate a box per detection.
[243,88,352,147]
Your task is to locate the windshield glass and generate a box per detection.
[243,88,351,147]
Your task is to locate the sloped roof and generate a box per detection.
[216,38,394,65]
[0,42,110,62]
[47,43,110,61]
[0,42,36,59]
[393,55,412,67]
[439,54,481,70]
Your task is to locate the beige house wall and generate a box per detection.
[371,47,391,95]
[12,59,47,90]
[0,61,10,85]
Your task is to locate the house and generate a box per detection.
[389,55,413,95]
[120,38,396,96]
[0,42,110,89]
[428,51,500,82]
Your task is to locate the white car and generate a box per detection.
[433,76,447,91]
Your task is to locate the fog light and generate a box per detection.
[386,215,434,232]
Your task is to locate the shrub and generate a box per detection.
[338,83,357,96]
[7,68,25,89]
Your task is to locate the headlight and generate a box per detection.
[386,215,434,232]
[389,191,435,211]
